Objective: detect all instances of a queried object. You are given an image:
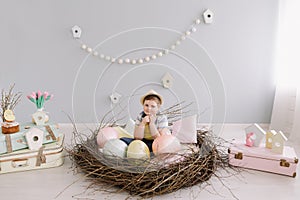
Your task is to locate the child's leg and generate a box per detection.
[142,138,154,152]
[119,137,134,145]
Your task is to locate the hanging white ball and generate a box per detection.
[138,58,144,64]
[164,49,169,54]
[191,27,197,32]
[100,54,105,59]
[195,19,201,24]
[170,45,176,50]
[181,35,186,41]
[93,51,99,56]
[81,44,87,50]
[185,31,191,36]
[118,59,124,64]
[151,55,157,60]
[145,57,150,62]
[111,58,116,63]
[158,52,163,57]
[105,56,111,61]
[131,59,136,64]
[125,58,130,63]
[175,40,181,46]
[87,47,92,53]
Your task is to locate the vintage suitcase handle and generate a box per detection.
[12,159,29,168]
[234,152,243,160]
[280,159,290,167]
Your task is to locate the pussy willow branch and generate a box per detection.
[1,84,22,121]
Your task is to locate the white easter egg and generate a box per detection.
[103,139,128,158]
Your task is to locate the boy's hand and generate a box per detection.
[142,116,150,124]
[149,114,157,124]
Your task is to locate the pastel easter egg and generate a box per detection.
[103,139,128,159]
[152,135,182,155]
[127,140,150,160]
[97,127,119,148]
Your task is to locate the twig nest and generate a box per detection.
[97,127,119,148]
[127,140,150,160]
[152,135,182,155]
[103,139,128,159]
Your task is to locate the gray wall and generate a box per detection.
[0,0,278,124]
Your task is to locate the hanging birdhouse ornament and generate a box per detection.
[161,72,174,89]
[72,25,82,39]
[110,92,122,104]
[203,9,214,24]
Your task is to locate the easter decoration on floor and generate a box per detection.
[27,90,53,126]
[1,84,22,134]
[0,84,64,174]
[228,123,298,177]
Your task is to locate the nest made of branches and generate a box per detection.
[67,127,232,198]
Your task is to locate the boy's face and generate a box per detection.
[143,100,160,115]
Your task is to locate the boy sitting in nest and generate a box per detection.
[120,89,170,152]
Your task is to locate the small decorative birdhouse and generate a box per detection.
[265,130,277,149]
[32,111,47,126]
[161,72,174,89]
[71,25,82,39]
[245,123,266,147]
[110,92,122,104]
[25,127,44,150]
[272,131,288,154]
[203,9,214,24]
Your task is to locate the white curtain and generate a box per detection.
[270,0,300,144]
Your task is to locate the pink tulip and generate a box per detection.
[27,95,36,103]
[30,93,36,99]
[43,91,49,99]
[31,92,37,98]
[37,90,42,98]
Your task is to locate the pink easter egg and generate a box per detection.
[152,135,182,155]
[97,127,119,148]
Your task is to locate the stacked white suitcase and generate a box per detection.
[0,123,64,174]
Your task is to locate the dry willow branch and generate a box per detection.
[0,84,22,121]
[159,101,194,123]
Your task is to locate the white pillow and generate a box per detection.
[171,115,197,143]
[124,118,135,134]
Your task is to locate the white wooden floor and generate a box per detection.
[0,124,299,200]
